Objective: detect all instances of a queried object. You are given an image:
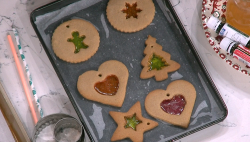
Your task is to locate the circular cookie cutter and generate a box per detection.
[32,113,85,142]
[54,117,83,142]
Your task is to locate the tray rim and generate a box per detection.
[30,0,96,142]
[30,0,228,141]
[162,0,228,141]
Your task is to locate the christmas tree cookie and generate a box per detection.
[140,35,180,81]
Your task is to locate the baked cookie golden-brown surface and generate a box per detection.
[140,35,180,81]
[145,80,196,128]
[77,60,129,107]
[106,0,155,33]
[109,101,158,142]
[52,19,100,63]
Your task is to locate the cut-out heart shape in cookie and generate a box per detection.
[94,75,119,96]
[77,60,129,107]
[145,80,196,128]
[160,95,186,115]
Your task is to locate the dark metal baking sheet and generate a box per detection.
[30,0,228,141]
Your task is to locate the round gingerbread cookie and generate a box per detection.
[106,0,155,33]
[52,19,100,63]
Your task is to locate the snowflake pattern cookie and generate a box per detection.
[106,0,155,33]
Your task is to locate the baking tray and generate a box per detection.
[30,0,228,141]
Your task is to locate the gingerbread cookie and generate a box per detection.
[145,80,196,128]
[109,101,158,142]
[106,0,155,33]
[52,19,100,63]
[140,35,180,81]
[77,60,129,107]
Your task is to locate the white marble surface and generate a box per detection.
[0,0,79,141]
[0,0,250,142]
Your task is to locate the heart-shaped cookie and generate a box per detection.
[145,80,196,128]
[77,60,129,107]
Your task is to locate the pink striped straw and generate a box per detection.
[7,34,38,124]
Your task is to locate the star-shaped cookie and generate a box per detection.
[109,101,158,142]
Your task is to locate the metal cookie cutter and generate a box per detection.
[32,113,85,142]
[54,117,83,142]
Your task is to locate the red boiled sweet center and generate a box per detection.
[94,75,119,96]
[160,95,186,115]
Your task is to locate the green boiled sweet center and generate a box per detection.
[67,31,88,53]
[148,53,169,71]
[124,113,142,131]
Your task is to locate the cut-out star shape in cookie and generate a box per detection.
[122,2,142,19]
[124,113,142,130]
[109,101,158,142]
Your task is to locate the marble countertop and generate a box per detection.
[0,0,250,141]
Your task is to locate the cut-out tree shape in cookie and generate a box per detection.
[148,53,169,71]
[122,2,142,19]
[67,31,88,53]
[140,35,180,81]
